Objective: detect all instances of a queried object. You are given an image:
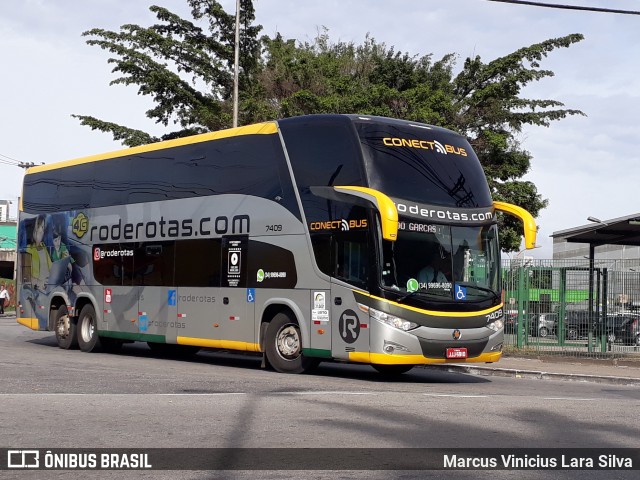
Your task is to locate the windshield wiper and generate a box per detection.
[395,288,450,303]
[456,283,500,301]
[397,291,418,303]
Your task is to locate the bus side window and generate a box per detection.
[334,233,369,288]
[310,233,333,277]
[310,232,369,288]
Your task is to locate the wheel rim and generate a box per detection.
[81,315,94,343]
[275,324,301,360]
[539,328,548,337]
[56,314,70,339]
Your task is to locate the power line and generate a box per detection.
[0,153,42,169]
[487,0,640,15]
[0,152,23,167]
[0,152,20,162]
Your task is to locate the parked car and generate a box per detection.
[504,310,517,333]
[562,311,636,342]
[529,313,557,338]
[594,314,636,343]
[612,315,640,346]
[504,311,527,334]
[504,312,517,333]
[564,311,595,340]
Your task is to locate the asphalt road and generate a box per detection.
[2,314,639,480]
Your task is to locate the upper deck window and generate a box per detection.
[22,134,298,217]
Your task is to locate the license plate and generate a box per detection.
[446,347,468,359]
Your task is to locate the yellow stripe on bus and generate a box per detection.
[26,122,279,175]
[17,317,40,330]
[349,351,502,365]
[177,336,261,353]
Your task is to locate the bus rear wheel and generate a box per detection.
[54,306,77,350]
[372,364,414,376]
[265,312,318,374]
[77,304,101,352]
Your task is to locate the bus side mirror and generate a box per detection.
[493,201,537,249]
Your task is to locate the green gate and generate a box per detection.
[502,258,640,359]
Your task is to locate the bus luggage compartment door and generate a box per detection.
[138,287,179,343]
[101,286,140,337]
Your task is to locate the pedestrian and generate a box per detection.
[0,283,9,314]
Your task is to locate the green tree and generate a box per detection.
[253,31,584,251]
[73,0,262,145]
[74,1,584,251]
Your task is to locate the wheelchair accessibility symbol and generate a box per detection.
[247,288,255,303]
[455,284,467,301]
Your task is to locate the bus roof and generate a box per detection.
[281,113,462,137]
[25,114,463,176]
[25,121,278,175]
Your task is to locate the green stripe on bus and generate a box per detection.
[98,330,166,343]
[302,348,332,359]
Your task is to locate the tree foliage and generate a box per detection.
[74,0,585,251]
[73,0,261,143]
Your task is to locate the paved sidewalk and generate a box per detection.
[438,355,640,385]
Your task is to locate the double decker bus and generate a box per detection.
[16,114,536,374]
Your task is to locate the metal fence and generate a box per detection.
[502,258,640,359]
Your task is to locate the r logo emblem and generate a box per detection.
[339,309,360,344]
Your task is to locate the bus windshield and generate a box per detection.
[381,221,500,302]
[356,120,493,208]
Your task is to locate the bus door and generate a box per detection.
[330,233,371,360]
[219,236,255,348]
[330,281,369,361]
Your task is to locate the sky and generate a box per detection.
[1,0,639,257]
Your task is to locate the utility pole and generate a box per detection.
[232,0,240,128]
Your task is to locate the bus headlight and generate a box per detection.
[370,307,418,331]
[487,319,504,332]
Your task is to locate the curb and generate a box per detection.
[433,364,640,386]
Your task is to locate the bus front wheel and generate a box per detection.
[265,312,318,374]
[77,304,101,352]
